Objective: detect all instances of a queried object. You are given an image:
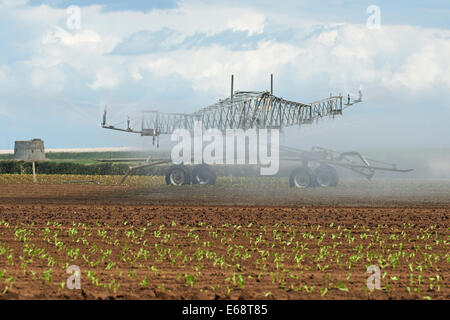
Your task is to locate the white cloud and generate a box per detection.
[391,40,450,91]
[30,67,65,93]
[3,1,272,94]
[90,66,122,90]
[7,1,449,99]
[0,0,28,6]
[0,1,449,150]
[317,30,338,47]
[226,11,266,35]
[75,2,269,39]
[1,0,450,136]
[129,40,303,93]
[43,26,102,46]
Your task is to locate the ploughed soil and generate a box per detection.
[0,179,448,300]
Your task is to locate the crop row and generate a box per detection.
[0,174,292,189]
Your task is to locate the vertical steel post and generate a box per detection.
[270,74,273,95]
[231,74,234,102]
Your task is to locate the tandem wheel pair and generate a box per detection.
[165,164,339,189]
[165,164,216,186]
[289,165,338,188]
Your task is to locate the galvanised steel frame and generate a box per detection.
[134,91,345,136]
[102,74,361,137]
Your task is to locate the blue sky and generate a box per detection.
[1,0,449,150]
[27,0,178,12]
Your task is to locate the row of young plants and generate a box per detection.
[0,174,292,189]
[0,219,447,299]
[0,174,164,187]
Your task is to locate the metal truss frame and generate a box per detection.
[138,91,345,136]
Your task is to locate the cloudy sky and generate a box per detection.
[1,0,449,150]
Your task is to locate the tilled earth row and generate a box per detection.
[1,179,450,207]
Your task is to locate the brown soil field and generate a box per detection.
[0,176,448,300]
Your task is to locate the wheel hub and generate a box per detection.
[294,172,310,188]
[170,169,185,185]
[316,171,332,186]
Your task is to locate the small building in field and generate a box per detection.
[14,139,46,161]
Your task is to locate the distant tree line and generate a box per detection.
[0,161,282,177]
[0,161,130,175]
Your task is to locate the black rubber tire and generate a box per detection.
[192,164,217,185]
[165,165,191,186]
[313,165,338,187]
[289,167,314,188]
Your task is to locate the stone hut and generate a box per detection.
[14,139,46,161]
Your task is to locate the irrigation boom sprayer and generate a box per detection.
[102,75,412,188]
